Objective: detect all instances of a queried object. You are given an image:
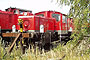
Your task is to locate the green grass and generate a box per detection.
[0,38,90,60]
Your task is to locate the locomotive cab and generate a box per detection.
[5,7,33,16]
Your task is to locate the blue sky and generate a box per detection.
[0,0,70,14]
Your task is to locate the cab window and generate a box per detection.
[14,10,18,14]
[37,14,44,17]
[19,10,23,14]
[24,12,27,16]
[52,14,60,21]
[62,15,67,23]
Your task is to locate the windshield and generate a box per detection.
[37,14,44,17]
[62,15,67,23]
[52,14,60,21]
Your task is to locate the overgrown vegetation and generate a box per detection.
[0,37,90,60]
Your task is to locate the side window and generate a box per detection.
[24,12,28,16]
[19,11,23,14]
[52,14,60,21]
[62,15,67,23]
[14,10,18,14]
[37,14,44,17]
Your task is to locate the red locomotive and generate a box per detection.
[0,7,74,50]
[35,11,74,34]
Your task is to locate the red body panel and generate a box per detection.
[19,17,35,31]
[18,16,55,32]
[0,11,18,30]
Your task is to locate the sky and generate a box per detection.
[0,0,70,14]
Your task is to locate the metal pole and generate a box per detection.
[0,26,1,33]
[66,17,67,34]
[60,23,61,42]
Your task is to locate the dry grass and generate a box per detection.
[0,38,90,60]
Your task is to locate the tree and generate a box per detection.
[55,0,90,41]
